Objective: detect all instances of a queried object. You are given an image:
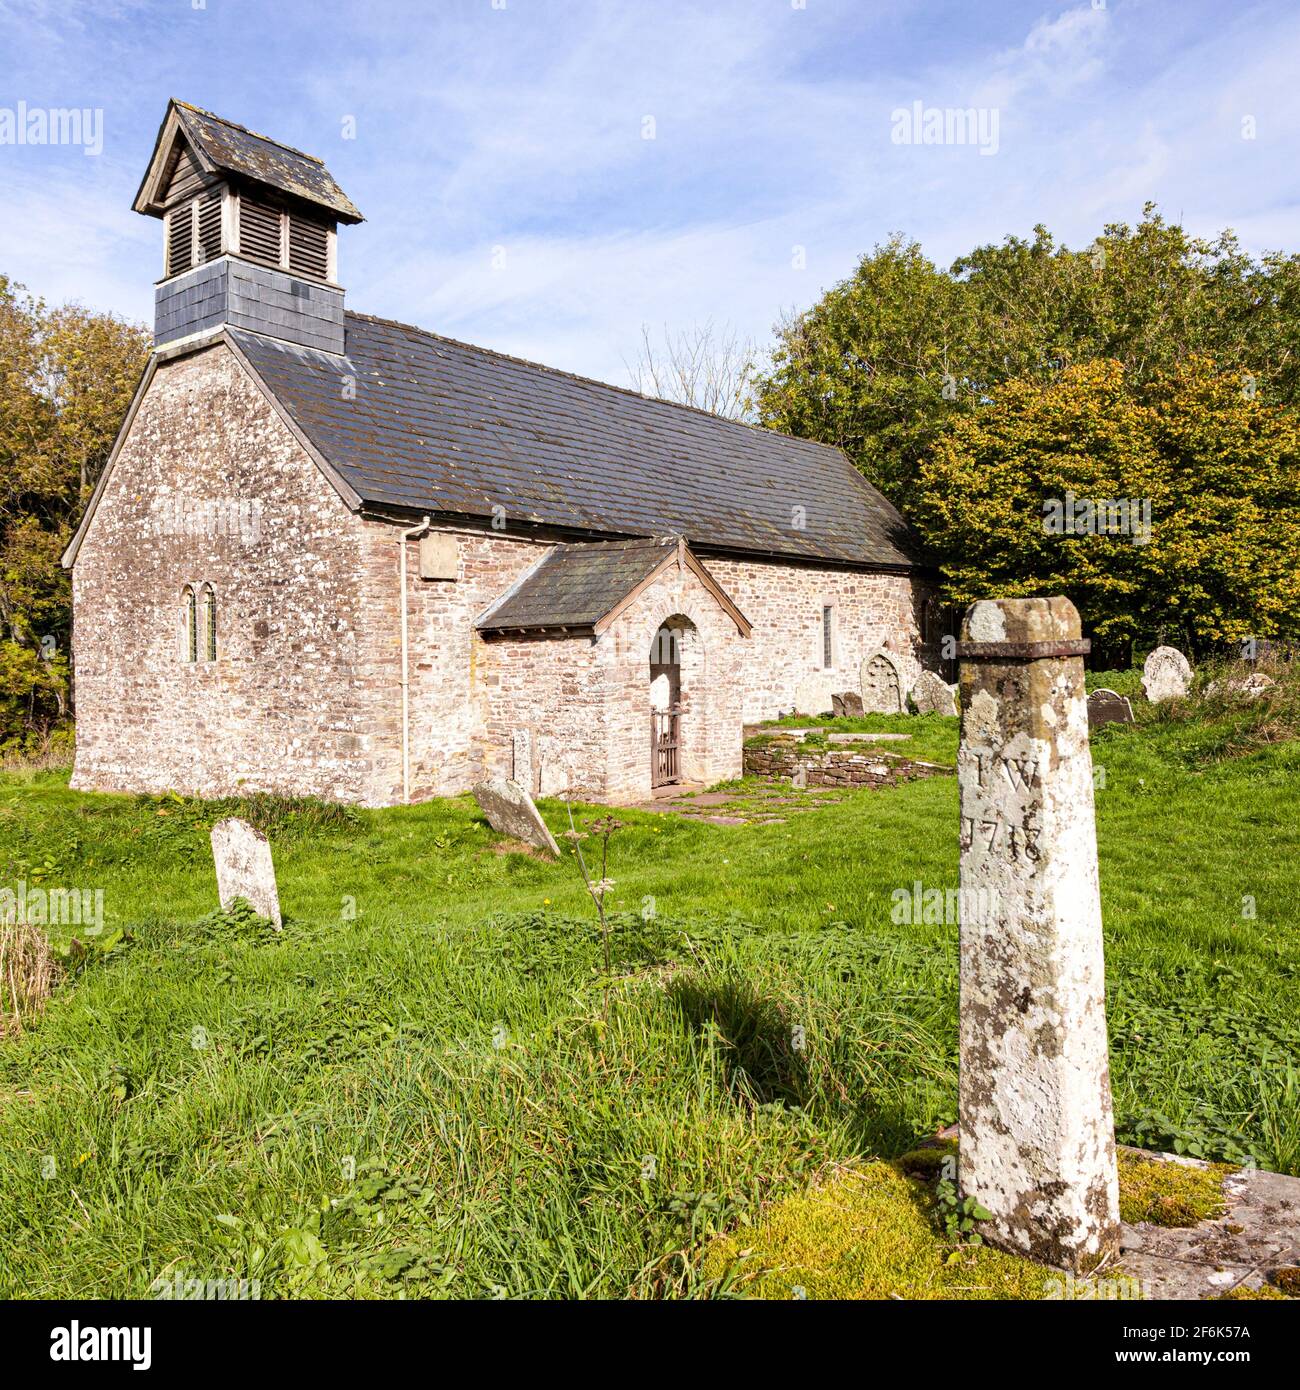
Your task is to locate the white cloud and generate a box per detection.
[4,0,1300,390]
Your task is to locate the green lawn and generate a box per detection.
[1,705,1297,1298]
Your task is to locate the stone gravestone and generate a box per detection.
[1206,671,1276,700]
[793,675,827,717]
[210,818,282,929]
[859,648,904,715]
[1086,688,1134,727]
[956,597,1120,1270]
[831,690,864,718]
[472,777,560,857]
[1141,645,1192,703]
[909,669,958,716]
[511,728,535,793]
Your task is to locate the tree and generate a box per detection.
[0,277,149,750]
[756,236,973,511]
[909,358,1300,660]
[624,320,757,421]
[755,207,1300,513]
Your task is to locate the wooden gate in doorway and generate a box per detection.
[651,707,681,788]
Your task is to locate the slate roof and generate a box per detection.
[231,313,922,571]
[172,102,363,222]
[477,536,679,633]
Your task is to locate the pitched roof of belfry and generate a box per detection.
[230,314,922,570]
[476,535,750,636]
[134,100,363,222]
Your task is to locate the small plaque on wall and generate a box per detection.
[418,533,458,580]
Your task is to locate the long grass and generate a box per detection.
[0,701,1296,1298]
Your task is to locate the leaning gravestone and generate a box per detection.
[1206,671,1277,700]
[909,669,958,716]
[956,597,1121,1270]
[860,648,904,714]
[1086,688,1134,727]
[210,818,282,929]
[1141,645,1192,703]
[472,777,560,857]
[831,690,864,718]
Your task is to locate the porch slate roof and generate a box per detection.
[229,313,923,570]
[476,536,681,634]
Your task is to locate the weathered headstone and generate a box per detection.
[1141,645,1192,703]
[511,728,534,791]
[909,669,958,716]
[957,597,1120,1270]
[472,777,560,856]
[860,648,904,714]
[793,675,827,717]
[831,690,864,718]
[1086,688,1134,727]
[210,818,282,928]
[1206,671,1276,700]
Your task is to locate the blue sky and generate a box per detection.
[3,0,1300,385]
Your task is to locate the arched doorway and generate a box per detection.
[649,619,696,788]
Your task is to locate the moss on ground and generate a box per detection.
[702,1158,1052,1300]
[706,1144,1245,1299]
[1221,1283,1288,1300]
[1117,1149,1231,1227]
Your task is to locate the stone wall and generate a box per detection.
[361,522,554,803]
[70,343,390,802]
[597,556,748,801]
[70,342,936,808]
[744,737,951,790]
[703,556,938,723]
[464,553,749,804]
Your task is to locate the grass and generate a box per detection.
[0,919,59,1035]
[0,686,1297,1299]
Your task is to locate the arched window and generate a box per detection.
[181,586,197,663]
[201,584,217,661]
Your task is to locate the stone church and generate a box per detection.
[64,101,939,806]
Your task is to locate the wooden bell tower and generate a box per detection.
[133,100,363,354]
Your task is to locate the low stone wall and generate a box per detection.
[744,736,952,789]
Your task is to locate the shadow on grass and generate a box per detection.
[667,971,944,1158]
[668,975,810,1108]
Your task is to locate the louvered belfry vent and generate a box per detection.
[238,197,283,268]
[288,212,330,280]
[138,101,360,352]
[197,189,222,263]
[166,203,193,276]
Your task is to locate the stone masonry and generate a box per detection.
[70,342,940,807]
[706,557,936,724]
[71,345,391,803]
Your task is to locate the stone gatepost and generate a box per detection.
[956,596,1120,1271]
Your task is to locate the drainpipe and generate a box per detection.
[398,516,432,804]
